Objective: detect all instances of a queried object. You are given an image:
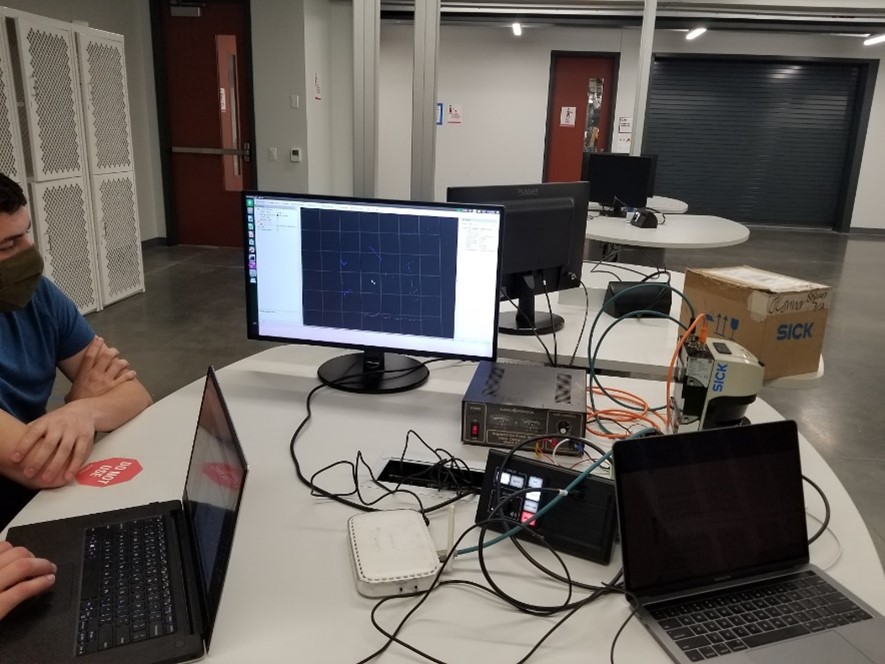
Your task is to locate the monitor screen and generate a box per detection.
[581,153,653,216]
[244,192,504,392]
[446,182,589,336]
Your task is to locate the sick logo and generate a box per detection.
[712,363,728,393]
[776,322,814,341]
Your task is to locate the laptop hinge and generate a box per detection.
[171,506,208,644]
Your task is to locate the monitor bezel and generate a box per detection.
[242,190,506,364]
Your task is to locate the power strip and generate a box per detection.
[347,510,442,598]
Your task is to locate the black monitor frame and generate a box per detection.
[243,191,505,394]
[446,182,590,337]
[582,153,653,217]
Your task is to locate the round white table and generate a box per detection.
[586,213,750,266]
[1,346,868,662]
[588,195,689,215]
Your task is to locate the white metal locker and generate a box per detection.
[29,177,100,315]
[91,172,144,305]
[76,32,134,176]
[14,17,85,182]
[0,22,25,186]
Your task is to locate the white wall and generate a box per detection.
[379,22,885,229]
[1,0,164,240]
[379,23,639,202]
[251,0,309,193]
[303,0,353,196]
[253,0,352,196]
[328,0,354,196]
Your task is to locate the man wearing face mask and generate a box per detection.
[1,173,152,529]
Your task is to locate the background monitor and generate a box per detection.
[581,153,654,217]
[643,153,658,197]
[446,182,590,336]
[244,192,504,394]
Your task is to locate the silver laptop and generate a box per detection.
[612,420,885,663]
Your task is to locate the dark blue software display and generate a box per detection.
[301,209,458,338]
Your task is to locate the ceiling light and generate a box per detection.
[686,27,707,41]
[512,22,522,36]
[864,34,885,46]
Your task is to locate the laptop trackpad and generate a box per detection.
[748,632,873,664]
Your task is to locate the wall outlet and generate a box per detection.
[290,147,302,163]
[268,147,278,161]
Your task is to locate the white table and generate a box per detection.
[498,263,685,376]
[589,195,689,215]
[4,345,875,662]
[497,263,823,388]
[586,213,750,266]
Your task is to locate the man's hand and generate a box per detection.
[10,401,96,486]
[0,542,56,620]
[65,336,136,403]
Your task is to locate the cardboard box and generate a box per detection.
[679,266,831,379]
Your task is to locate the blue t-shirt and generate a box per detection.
[0,277,94,422]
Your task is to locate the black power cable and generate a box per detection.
[289,359,473,516]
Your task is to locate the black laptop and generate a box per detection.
[0,367,248,663]
[613,420,885,663]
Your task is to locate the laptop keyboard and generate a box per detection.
[649,570,872,661]
[75,516,178,655]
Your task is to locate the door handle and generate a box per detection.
[171,146,250,157]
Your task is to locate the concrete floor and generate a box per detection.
[75,228,885,565]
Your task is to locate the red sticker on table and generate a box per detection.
[77,458,142,487]
[202,463,243,490]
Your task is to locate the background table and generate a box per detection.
[586,214,750,266]
[498,263,685,376]
[3,345,874,662]
[497,263,823,388]
[589,195,689,215]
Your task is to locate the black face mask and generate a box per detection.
[0,245,44,313]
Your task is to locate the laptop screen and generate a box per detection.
[614,421,808,598]
[182,368,248,648]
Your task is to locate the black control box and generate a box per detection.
[474,449,617,564]
[462,362,587,453]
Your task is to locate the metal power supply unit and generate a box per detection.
[461,361,587,452]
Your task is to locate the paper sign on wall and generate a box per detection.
[446,104,462,124]
[313,72,322,101]
[618,116,633,133]
[436,102,444,126]
[560,106,576,127]
[615,134,632,153]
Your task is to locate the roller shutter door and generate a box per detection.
[643,57,861,227]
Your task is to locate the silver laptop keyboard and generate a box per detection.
[649,571,872,661]
[75,517,178,655]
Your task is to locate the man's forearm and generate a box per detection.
[0,410,63,489]
[76,379,153,432]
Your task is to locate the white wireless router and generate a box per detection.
[347,509,443,598]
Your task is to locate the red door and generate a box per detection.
[544,55,616,182]
[157,0,255,246]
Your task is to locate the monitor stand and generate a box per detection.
[317,350,429,394]
[499,273,565,336]
[601,202,627,218]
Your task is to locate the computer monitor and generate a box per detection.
[243,192,504,394]
[581,153,654,217]
[446,182,590,336]
[643,153,658,197]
